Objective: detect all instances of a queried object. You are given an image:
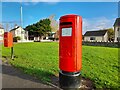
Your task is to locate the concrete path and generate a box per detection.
[2,63,54,89]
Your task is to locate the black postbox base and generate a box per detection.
[59,70,81,89]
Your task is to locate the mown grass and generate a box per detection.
[2,42,119,88]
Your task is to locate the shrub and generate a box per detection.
[13,36,21,42]
[55,38,59,41]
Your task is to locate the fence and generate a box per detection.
[82,41,120,48]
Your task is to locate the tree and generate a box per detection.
[25,18,51,40]
[107,28,114,42]
[49,15,59,32]
[38,18,51,38]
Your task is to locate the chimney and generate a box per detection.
[14,24,18,28]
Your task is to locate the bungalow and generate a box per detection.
[84,30,108,42]
[113,18,120,42]
[0,27,4,43]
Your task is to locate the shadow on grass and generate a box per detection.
[2,55,95,89]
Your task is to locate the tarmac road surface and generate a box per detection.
[2,63,53,89]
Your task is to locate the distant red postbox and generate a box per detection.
[4,32,13,48]
[59,14,82,88]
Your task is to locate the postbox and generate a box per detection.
[4,32,13,47]
[59,14,82,88]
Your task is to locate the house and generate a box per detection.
[84,30,108,42]
[47,31,59,41]
[113,18,120,42]
[30,31,58,41]
[0,26,4,43]
[47,32,55,40]
[10,25,28,41]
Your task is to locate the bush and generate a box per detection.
[13,36,21,42]
[17,36,21,40]
[55,38,59,41]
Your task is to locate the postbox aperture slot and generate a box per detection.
[60,22,72,25]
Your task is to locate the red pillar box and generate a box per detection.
[59,14,82,88]
[4,32,13,48]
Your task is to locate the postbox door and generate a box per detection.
[4,32,8,47]
[59,18,76,72]
[4,32,13,47]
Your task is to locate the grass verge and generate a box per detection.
[2,42,119,88]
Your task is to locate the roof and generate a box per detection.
[10,26,21,31]
[84,30,108,36]
[113,18,120,26]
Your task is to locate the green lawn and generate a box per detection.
[2,42,119,88]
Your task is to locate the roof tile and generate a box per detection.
[84,30,107,36]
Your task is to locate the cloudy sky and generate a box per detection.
[1,1,118,34]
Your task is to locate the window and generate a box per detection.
[0,31,2,34]
[21,31,25,34]
[17,30,20,34]
[117,28,119,31]
[117,37,120,41]
[90,37,95,40]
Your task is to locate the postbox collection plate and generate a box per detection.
[62,27,72,36]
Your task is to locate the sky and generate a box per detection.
[1,2,118,34]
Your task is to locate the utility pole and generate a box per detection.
[6,23,9,32]
[20,2,23,42]
[20,3,23,27]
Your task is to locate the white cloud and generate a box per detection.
[2,0,120,2]
[23,2,29,6]
[2,0,60,2]
[29,16,34,19]
[22,2,38,6]
[83,17,116,34]
[40,17,48,20]
[31,0,60,2]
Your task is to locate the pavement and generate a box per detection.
[2,63,55,89]
[1,61,94,90]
